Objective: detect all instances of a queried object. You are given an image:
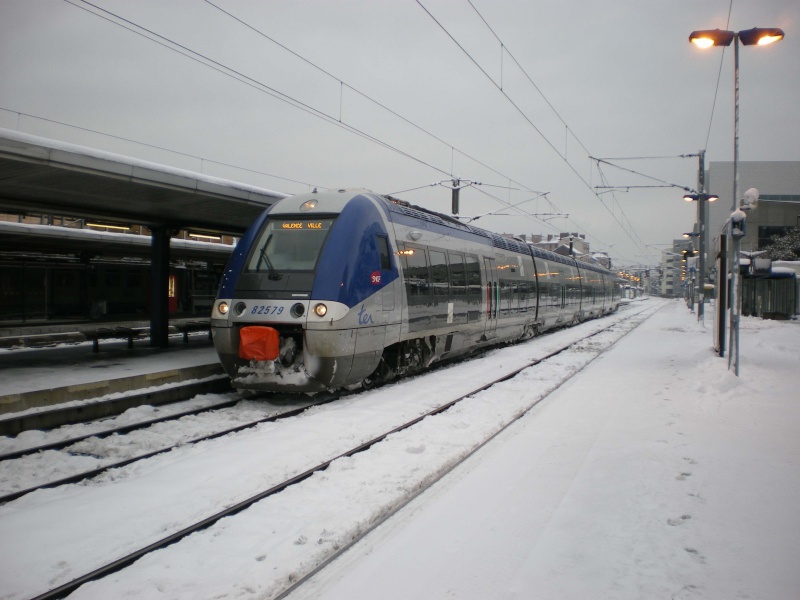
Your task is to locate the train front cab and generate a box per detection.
[212,191,402,392]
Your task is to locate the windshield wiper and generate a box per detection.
[256,234,282,280]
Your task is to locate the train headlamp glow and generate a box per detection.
[217,301,229,315]
[313,303,328,317]
[300,199,318,211]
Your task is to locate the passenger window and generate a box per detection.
[429,250,449,296]
[402,246,429,296]
[377,235,391,270]
[448,252,466,295]
[106,269,120,288]
[465,255,481,294]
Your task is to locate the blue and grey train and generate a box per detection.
[211,189,621,393]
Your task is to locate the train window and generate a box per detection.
[402,245,429,296]
[448,252,466,295]
[429,250,449,296]
[377,235,392,270]
[246,218,334,272]
[105,269,120,288]
[465,256,481,294]
[55,271,74,287]
[126,270,141,288]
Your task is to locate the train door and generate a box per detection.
[377,235,395,313]
[483,257,498,338]
[400,244,431,332]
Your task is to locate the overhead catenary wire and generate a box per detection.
[67,0,452,180]
[0,108,325,192]
[416,1,610,248]
[65,0,573,234]
[63,0,629,250]
[420,0,643,256]
[91,1,605,236]
[202,0,574,232]
[591,157,695,193]
[703,0,734,152]
[465,0,592,159]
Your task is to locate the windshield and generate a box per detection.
[246,218,334,274]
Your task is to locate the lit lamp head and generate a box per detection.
[689,27,784,48]
[689,29,735,47]
[682,193,719,202]
[738,27,785,46]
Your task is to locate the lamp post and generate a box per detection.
[729,209,747,376]
[682,193,718,321]
[688,26,784,373]
[682,233,700,310]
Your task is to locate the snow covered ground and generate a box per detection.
[288,300,800,600]
[1,299,798,600]
[0,334,218,399]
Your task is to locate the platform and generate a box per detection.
[0,332,222,416]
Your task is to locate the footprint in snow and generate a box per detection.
[667,515,692,526]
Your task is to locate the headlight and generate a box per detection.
[313,303,328,317]
[217,301,229,315]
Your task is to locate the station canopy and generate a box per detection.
[0,128,288,238]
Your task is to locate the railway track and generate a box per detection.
[0,393,338,505]
[0,374,232,437]
[11,301,662,600]
[0,348,491,504]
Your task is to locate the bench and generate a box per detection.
[172,320,212,343]
[83,327,142,352]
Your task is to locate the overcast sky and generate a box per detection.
[1,0,797,267]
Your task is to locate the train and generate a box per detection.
[211,189,621,393]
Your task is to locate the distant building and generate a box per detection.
[507,232,609,266]
[661,239,694,298]
[706,161,800,254]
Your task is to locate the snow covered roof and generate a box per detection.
[0,128,288,236]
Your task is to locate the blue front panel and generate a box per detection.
[312,195,399,307]
[217,207,274,297]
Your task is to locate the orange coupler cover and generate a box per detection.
[239,326,280,361]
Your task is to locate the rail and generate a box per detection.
[24,306,658,600]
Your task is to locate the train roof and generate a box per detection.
[272,191,615,278]
[384,196,529,255]
[380,195,613,276]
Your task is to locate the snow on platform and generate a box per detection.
[2,300,799,600]
[0,336,220,414]
[288,300,800,600]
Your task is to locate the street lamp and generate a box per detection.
[688,28,783,212]
[688,26,784,375]
[682,192,718,321]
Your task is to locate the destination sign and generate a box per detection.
[280,221,329,230]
